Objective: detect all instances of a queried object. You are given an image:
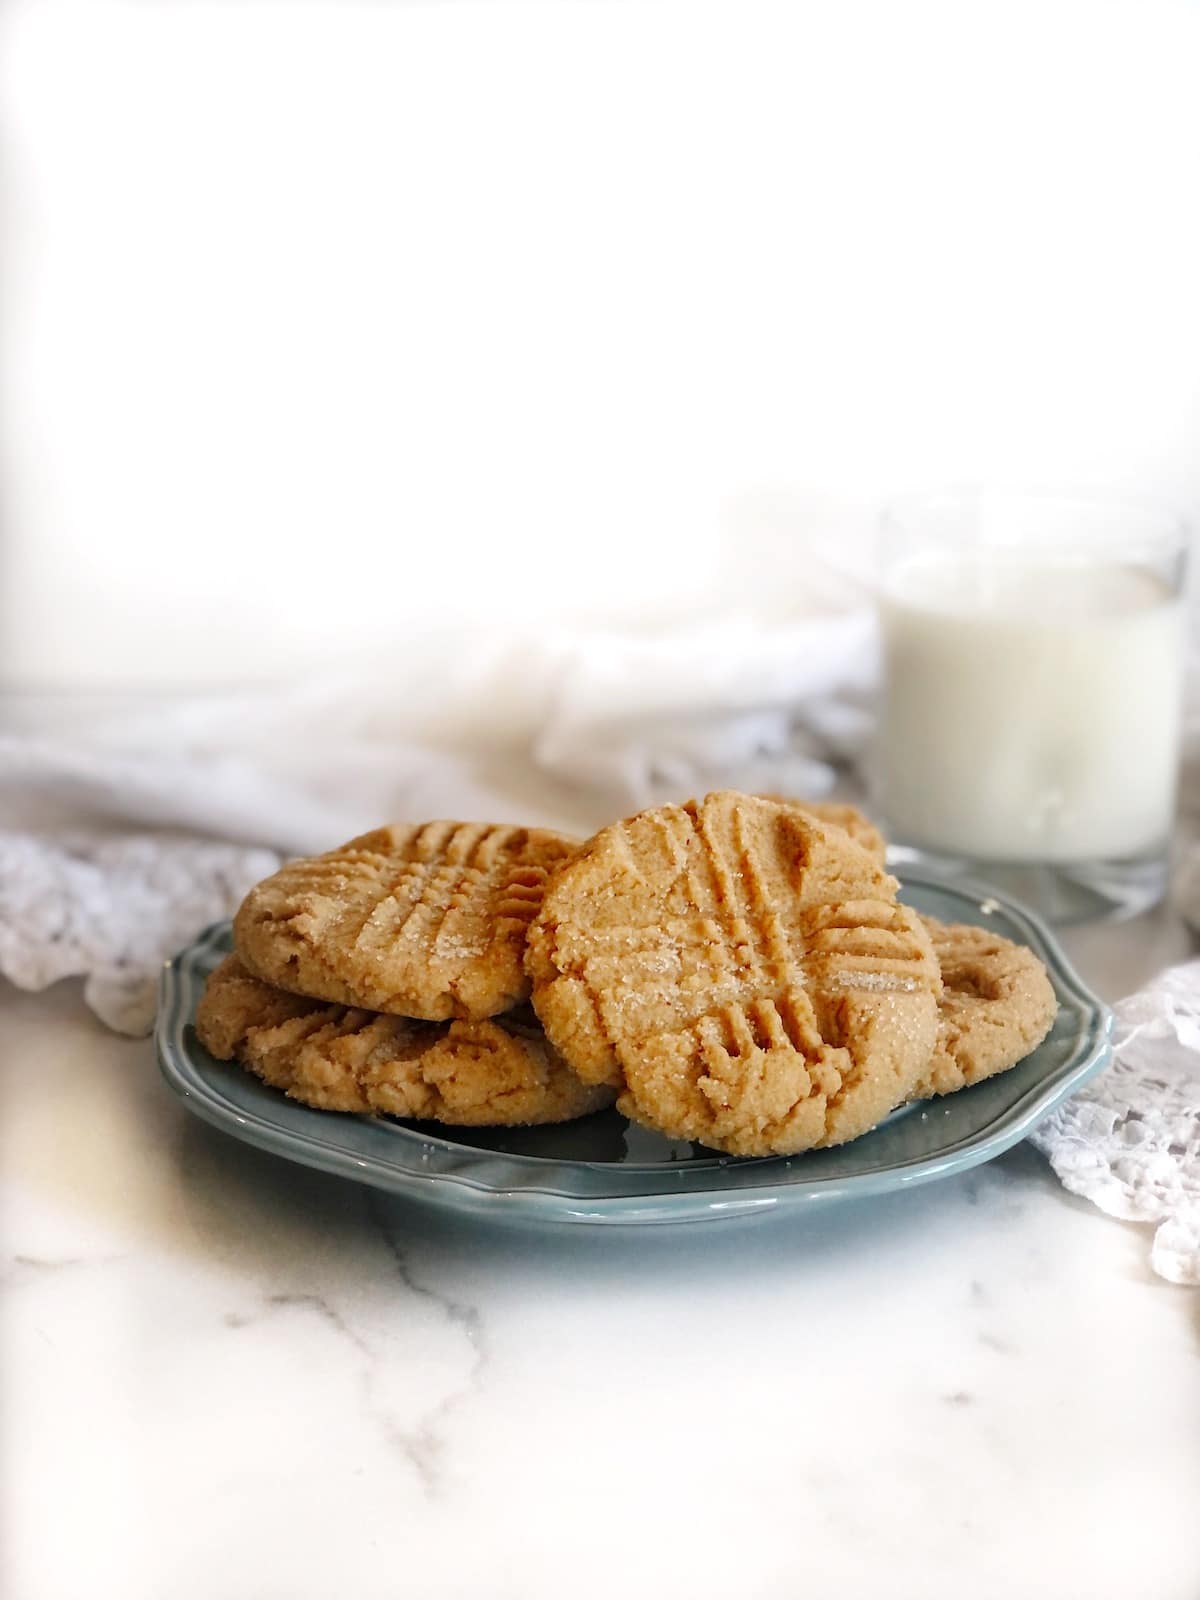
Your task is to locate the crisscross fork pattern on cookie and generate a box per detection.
[234,820,577,1020]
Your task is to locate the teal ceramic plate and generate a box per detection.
[156,871,1112,1226]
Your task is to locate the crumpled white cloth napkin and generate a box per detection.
[533,611,878,810]
[0,682,518,856]
[1030,959,1200,1286]
[0,611,876,1032]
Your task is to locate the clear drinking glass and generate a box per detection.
[873,489,1190,922]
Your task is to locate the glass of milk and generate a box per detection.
[876,490,1189,921]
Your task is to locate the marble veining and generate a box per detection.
[3,1252,124,1288]
[366,1192,489,1493]
[218,1275,479,1495]
[2,961,1199,1600]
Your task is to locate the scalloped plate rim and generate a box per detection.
[155,867,1113,1225]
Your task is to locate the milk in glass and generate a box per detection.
[880,553,1185,863]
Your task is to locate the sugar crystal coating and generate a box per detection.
[196,954,613,1124]
[759,797,888,866]
[527,792,941,1156]
[234,821,578,1021]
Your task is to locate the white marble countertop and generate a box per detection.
[3,909,1198,1600]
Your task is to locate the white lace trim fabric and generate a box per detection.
[1029,959,1200,1286]
[0,831,280,1035]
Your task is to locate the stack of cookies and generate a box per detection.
[196,794,1057,1157]
[196,822,615,1128]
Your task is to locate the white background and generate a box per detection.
[4,0,1200,688]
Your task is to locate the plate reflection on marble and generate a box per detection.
[156,872,1112,1226]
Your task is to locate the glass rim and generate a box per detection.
[881,484,1191,557]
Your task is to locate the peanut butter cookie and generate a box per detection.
[234,821,578,1022]
[759,797,887,866]
[526,791,941,1156]
[196,954,614,1124]
[913,917,1057,1098]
